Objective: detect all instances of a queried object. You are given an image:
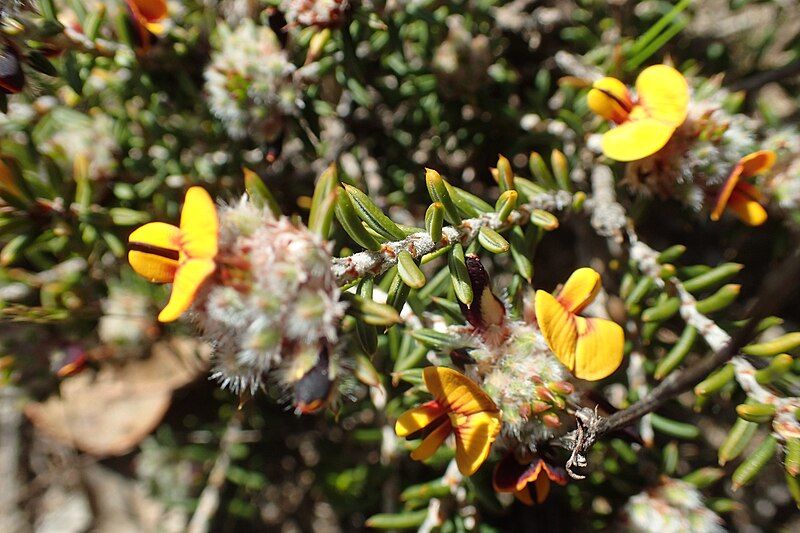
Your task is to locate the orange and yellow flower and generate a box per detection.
[125,0,167,50]
[493,452,567,505]
[128,186,218,322]
[710,150,775,227]
[395,366,501,476]
[587,65,689,162]
[534,268,624,381]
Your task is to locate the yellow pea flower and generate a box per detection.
[493,452,568,505]
[534,268,624,381]
[587,65,689,162]
[710,150,775,227]
[128,186,218,322]
[125,0,168,50]
[395,367,501,476]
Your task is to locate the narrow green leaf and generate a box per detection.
[509,227,533,282]
[754,353,794,384]
[343,292,402,326]
[446,183,493,216]
[365,510,428,529]
[334,188,382,251]
[650,413,699,440]
[243,167,281,216]
[736,402,776,424]
[426,169,461,224]
[355,277,378,355]
[743,332,800,357]
[496,154,515,191]
[732,435,777,490]
[655,326,696,379]
[642,297,680,322]
[344,184,406,240]
[529,152,556,189]
[397,250,426,289]
[448,243,473,305]
[695,284,740,314]
[425,202,444,242]
[495,190,517,223]
[719,417,758,466]
[478,227,509,254]
[695,363,735,396]
[682,263,743,293]
[550,149,571,191]
[309,164,338,232]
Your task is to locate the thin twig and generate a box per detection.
[187,416,243,533]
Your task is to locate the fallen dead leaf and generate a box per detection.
[25,337,210,456]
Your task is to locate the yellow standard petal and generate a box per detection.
[573,317,625,381]
[423,366,498,416]
[158,258,216,322]
[454,411,502,476]
[395,401,447,437]
[179,186,219,260]
[127,222,180,283]
[557,267,601,314]
[635,64,689,127]
[601,118,677,162]
[535,290,578,371]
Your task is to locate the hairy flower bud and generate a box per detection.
[281,0,348,28]
[204,20,299,144]
[620,478,724,533]
[195,198,345,399]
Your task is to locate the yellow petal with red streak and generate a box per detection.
[158,258,215,322]
[423,367,498,416]
[557,267,601,313]
[127,222,180,283]
[535,290,578,372]
[454,411,501,476]
[573,316,624,381]
[179,187,219,260]
[601,118,676,162]
[395,401,447,437]
[587,77,632,123]
[635,64,689,127]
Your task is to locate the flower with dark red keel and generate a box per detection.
[459,254,508,344]
[395,366,501,476]
[710,150,775,226]
[293,346,336,415]
[0,44,24,95]
[493,450,568,505]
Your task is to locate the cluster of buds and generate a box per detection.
[396,256,625,504]
[619,478,724,533]
[280,0,349,29]
[204,20,299,144]
[588,65,775,226]
[127,186,345,413]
